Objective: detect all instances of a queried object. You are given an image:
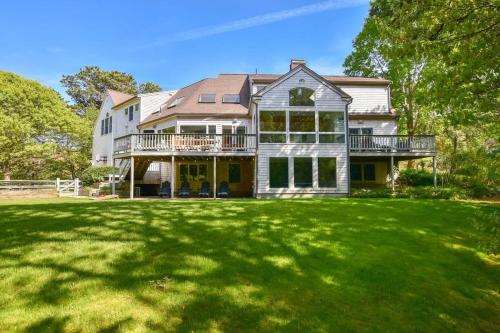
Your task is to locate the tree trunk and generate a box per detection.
[3,166,11,181]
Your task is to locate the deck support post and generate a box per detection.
[112,158,116,195]
[433,156,437,188]
[130,156,135,199]
[213,156,217,199]
[390,155,395,191]
[171,156,175,198]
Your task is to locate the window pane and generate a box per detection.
[208,125,216,134]
[364,164,376,181]
[101,119,104,135]
[222,94,240,103]
[294,158,312,188]
[318,158,336,187]
[290,134,316,143]
[236,126,246,134]
[260,111,286,131]
[199,94,216,103]
[180,165,188,182]
[269,158,288,188]
[319,134,345,143]
[229,164,241,183]
[199,164,207,181]
[162,126,175,134]
[180,125,206,134]
[109,116,112,133]
[362,128,373,135]
[104,118,109,134]
[189,165,198,181]
[319,112,344,132]
[129,106,134,121]
[289,87,315,106]
[260,134,286,143]
[350,164,362,181]
[349,128,360,135]
[290,111,315,132]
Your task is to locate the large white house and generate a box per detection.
[92,60,436,198]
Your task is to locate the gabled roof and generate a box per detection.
[250,74,390,86]
[253,64,352,101]
[106,89,134,106]
[111,90,177,110]
[141,74,250,126]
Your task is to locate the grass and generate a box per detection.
[0,198,498,332]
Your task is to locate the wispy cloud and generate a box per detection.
[136,0,368,50]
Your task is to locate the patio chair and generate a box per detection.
[178,181,191,198]
[198,180,210,198]
[158,181,171,198]
[217,181,230,198]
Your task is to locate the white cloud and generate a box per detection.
[137,0,368,49]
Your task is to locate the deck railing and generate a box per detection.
[349,135,435,153]
[114,133,257,154]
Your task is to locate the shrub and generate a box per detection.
[81,165,117,186]
[398,169,435,186]
[351,186,468,199]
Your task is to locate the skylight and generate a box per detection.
[167,96,184,108]
[222,94,240,103]
[198,94,216,103]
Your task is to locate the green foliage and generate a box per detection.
[344,0,499,181]
[138,81,162,94]
[60,66,137,114]
[81,165,116,186]
[352,186,468,199]
[0,71,87,180]
[398,169,435,187]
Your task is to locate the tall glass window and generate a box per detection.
[289,111,315,143]
[318,111,345,143]
[318,157,337,187]
[269,157,288,188]
[294,157,313,187]
[260,111,286,143]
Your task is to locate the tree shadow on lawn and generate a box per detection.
[0,199,498,332]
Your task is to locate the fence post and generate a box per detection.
[56,178,60,192]
[74,178,79,196]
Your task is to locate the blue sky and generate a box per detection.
[0,0,369,101]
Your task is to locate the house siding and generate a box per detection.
[349,119,397,135]
[339,85,389,113]
[256,68,349,197]
[92,96,114,166]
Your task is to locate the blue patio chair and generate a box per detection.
[178,181,191,198]
[217,181,230,198]
[158,181,171,198]
[198,180,210,198]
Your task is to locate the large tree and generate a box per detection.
[344,0,499,177]
[0,71,88,180]
[61,66,162,116]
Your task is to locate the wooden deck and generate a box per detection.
[113,133,257,158]
[349,135,435,157]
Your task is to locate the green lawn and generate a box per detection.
[0,198,498,332]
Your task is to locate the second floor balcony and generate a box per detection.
[349,135,436,156]
[114,133,257,156]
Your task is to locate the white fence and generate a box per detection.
[0,179,81,197]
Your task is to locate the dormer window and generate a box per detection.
[198,94,216,103]
[167,97,184,108]
[222,94,240,103]
[289,87,315,106]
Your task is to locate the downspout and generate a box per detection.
[345,97,353,196]
[252,98,260,198]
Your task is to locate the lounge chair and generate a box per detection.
[198,181,210,198]
[158,181,171,198]
[178,181,191,198]
[217,181,230,198]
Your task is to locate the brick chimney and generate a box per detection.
[290,59,306,71]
